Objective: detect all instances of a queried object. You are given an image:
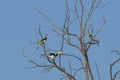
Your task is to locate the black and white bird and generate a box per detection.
[41,53,58,63]
[41,53,58,59]
[36,34,48,50]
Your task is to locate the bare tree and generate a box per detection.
[25,0,113,80]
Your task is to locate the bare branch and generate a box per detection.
[42,66,54,73]
[58,55,62,68]
[114,70,120,80]
[28,28,41,45]
[35,8,60,28]
[53,29,80,51]
[111,50,120,56]
[67,32,80,41]
[74,67,84,77]
[69,61,73,75]
[98,0,111,8]
[83,0,96,34]
[95,60,101,80]
[52,29,62,36]
[28,38,37,45]
[69,17,78,26]
[34,28,39,43]
[74,0,81,24]
[65,37,80,51]
[53,62,76,80]
[110,58,120,80]
[63,53,84,68]
[78,0,84,36]
[74,0,84,36]
[23,55,50,71]
[87,21,94,34]
[94,16,107,37]
[38,25,43,39]
[28,59,54,68]
[60,74,68,80]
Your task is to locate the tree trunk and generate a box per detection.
[84,54,94,80]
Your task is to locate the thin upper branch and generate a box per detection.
[94,16,107,37]
[79,0,84,36]
[28,59,54,68]
[74,67,84,77]
[83,0,96,34]
[63,53,84,68]
[35,8,61,28]
[53,29,80,51]
[111,50,120,57]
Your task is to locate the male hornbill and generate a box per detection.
[36,34,48,49]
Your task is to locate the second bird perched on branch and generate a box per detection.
[41,53,58,59]
[41,53,58,63]
[87,33,95,40]
[36,34,49,50]
[87,33,99,46]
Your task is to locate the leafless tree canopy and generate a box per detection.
[25,0,120,80]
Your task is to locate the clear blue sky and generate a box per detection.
[0,0,120,80]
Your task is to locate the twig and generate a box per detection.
[78,0,84,36]
[110,58,120,80]
[69,61,73,75]
[74,67,84,77]
[94,16,107,37]
[63,53,84,69]
[35,8,61,29]
[114,70,120,80]
[95,60,101,80]
[111,50,120,56]
[38,25,43,39]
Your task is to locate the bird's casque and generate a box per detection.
[56,51,62,55]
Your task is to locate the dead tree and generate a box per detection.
[26,0,108,80]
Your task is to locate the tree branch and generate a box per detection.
[35,8,61,29]
[110,58,120,80]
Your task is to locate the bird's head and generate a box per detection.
[57,51,62,55]
[87,34,91,37]
[46,34,49,38]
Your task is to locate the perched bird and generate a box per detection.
[87,33,99,46]
[41,53,58,63]
[36,34,49,49]
[41,53,58,59]
[87,33,94,40]
[47,53,58,59]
